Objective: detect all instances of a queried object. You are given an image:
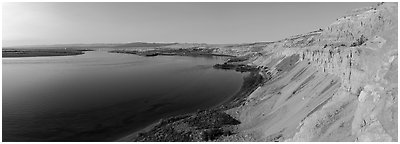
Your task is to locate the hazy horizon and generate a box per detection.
[3,2,376,47]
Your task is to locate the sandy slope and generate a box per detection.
[217,2,397,142]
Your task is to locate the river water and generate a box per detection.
[2,50,244,141]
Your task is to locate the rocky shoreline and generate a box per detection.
[117,54,267,142]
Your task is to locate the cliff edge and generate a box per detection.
[122,2,397,142]
[218,2,397,142]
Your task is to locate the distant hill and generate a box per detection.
[3,42,179,49]
[115,42,178,48]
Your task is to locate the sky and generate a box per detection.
[2,2,376,47]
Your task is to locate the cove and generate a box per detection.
[2,51,245,142]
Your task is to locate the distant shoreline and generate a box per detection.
[109,48,235,58]
[2,49,93,58]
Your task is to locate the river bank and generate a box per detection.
[116,54,266,141]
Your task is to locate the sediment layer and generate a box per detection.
[217,2,397,142]
[121,2,397,142]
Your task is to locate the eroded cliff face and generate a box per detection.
[219,2,397,142]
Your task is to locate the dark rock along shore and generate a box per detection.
[109,48,266,141]
[128,63,266,142]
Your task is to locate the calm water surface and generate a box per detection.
[2,51,244,141]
